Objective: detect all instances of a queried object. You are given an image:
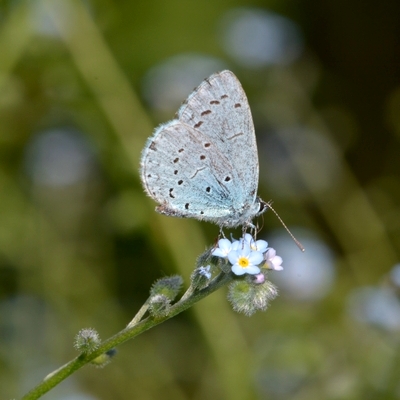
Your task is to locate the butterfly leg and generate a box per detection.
[241,221,257,237]
[219,227,226,239]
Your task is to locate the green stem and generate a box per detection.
[21,270,233,400]
[127,299,150,327]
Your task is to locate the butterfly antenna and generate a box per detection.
[267,203,305,252]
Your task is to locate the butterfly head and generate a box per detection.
[255,197,270,217]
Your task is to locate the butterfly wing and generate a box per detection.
[141,120,244,224]
[177,70,259,204]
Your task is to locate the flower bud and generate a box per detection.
[150,275,183,301]
[149,294,171,318]
[191,265,212,289]
[91,348,117,368]
[196,247,214,267]
[74,328,101,354]
[227,277,278,316]
[253,273,265,284]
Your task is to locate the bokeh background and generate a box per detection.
[1,0,400,399]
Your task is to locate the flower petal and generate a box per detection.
[231,241,239,251]
[246,265,261,275]
[243,233,253,243]
[255,240,268,253]
[265,248,276,259]
[231,264,247,275]
[248,250,264,266]
[199,265,212,279]
[218,238,232,251]
[227,249,240,265]
[238,243,251,257]
[212,238,233,257]
[212,248,228,258]
[271,256,283,270]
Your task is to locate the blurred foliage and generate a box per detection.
[1,0,400,399]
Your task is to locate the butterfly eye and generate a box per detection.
[257,198,268,213]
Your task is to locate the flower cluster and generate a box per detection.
[212,233,283,276]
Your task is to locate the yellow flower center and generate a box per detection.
[238,257,250,268]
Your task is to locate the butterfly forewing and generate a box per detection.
[177,70,259,203]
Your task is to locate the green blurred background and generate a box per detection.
[1,0,400,399]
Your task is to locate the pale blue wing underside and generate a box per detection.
[140,70,261,227]
[178,70,259,200]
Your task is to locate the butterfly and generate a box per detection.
[140,70,268,228]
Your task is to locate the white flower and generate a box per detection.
[198,265,211,280]
[242,233,268,253]
[191,265,212,289]
[228,243,263,276]
[263,248,283,271]
[212,238,234,258]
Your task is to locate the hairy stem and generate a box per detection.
[21,270,233,400]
